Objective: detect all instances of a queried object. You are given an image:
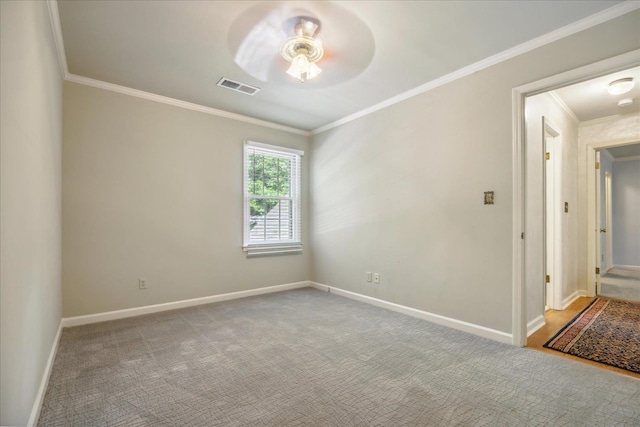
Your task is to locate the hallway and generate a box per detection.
[528,297,640,379]
[600,267,640,302]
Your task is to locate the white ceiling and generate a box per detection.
[554,65,640,160]
[605,143,640,158]
[554,66,640,122]
[57,0,628,132]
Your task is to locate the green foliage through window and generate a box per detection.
[249,153,291,223]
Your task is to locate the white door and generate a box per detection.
[595,151,602,294]
[604,172,613,272]
[595,159,614,294]
[545,135,555,309]
[543,118,562,310]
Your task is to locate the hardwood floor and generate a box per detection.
[527,296,640,380]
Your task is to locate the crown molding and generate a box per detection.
[46,0,638,138]
[613,154,640,162]
[46,0,68,78]
[47,1,310,137]
[580,110,640,127]
[65,74,312,136]
[547,91,580,124]
[311,1,640,135]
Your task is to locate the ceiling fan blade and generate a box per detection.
[228,2,374,87]
[228,5,318,83]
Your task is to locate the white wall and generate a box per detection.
[0,1,63,425]
[310,10,640,334]
[612,159,640,267]
[524,92,579,323]
[63,82,310,317]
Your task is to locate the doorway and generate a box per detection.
[595,157,614,294]
[595,143,640,302]
[511,50,640,347]
[587,141,640,298]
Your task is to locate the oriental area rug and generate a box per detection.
[544,298,640,374]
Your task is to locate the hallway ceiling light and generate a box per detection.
[618,98,633,107]
[281,18,324,83]
[607,78,635,95]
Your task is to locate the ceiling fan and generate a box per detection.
[280,18,324,83]
[227,3,374,87]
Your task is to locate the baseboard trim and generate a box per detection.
[308,282,512,345]
[527,315,546,337]
[62,281,310,327]
[562,290,582,310]
[309,282,329,292]
[28,320,63,426]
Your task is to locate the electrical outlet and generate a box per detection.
[138,278,147,290]
[374,273,380,284]
[366,272,372,282]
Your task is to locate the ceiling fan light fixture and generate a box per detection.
[281,19,324,83]
[607,78,635,95]
[286,54,322,83]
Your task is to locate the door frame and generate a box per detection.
[511,49,640,347]
[595,151,602,294]
[543,117,563,310]
[596,151,614,281]
[604,171,613,272]
[586,139,639,296]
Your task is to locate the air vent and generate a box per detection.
[217,78,260,96]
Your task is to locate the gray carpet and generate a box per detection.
[601,269,640,302]
[39,288,640,426]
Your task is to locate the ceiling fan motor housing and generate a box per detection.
[281,35,324,63]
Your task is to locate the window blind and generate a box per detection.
[243,141,303,255]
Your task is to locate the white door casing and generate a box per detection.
[595,151,602,294]
[605,172,613,271]
[597,165,613,284]
[543,117,563,311]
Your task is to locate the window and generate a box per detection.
[243,141,303,256]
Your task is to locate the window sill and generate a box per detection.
[243,244,303,257]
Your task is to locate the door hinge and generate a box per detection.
[545,152,550,160]
[545,275,550,283]
[595,267,600,274]
[521,232,524,240]
[595,162,600,169]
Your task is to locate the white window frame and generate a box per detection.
[243,141,303,256]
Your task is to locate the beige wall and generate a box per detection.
[63,82,310,317]
[310,10,640,334]
[0,1,63,425]
[525,93,579,325]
